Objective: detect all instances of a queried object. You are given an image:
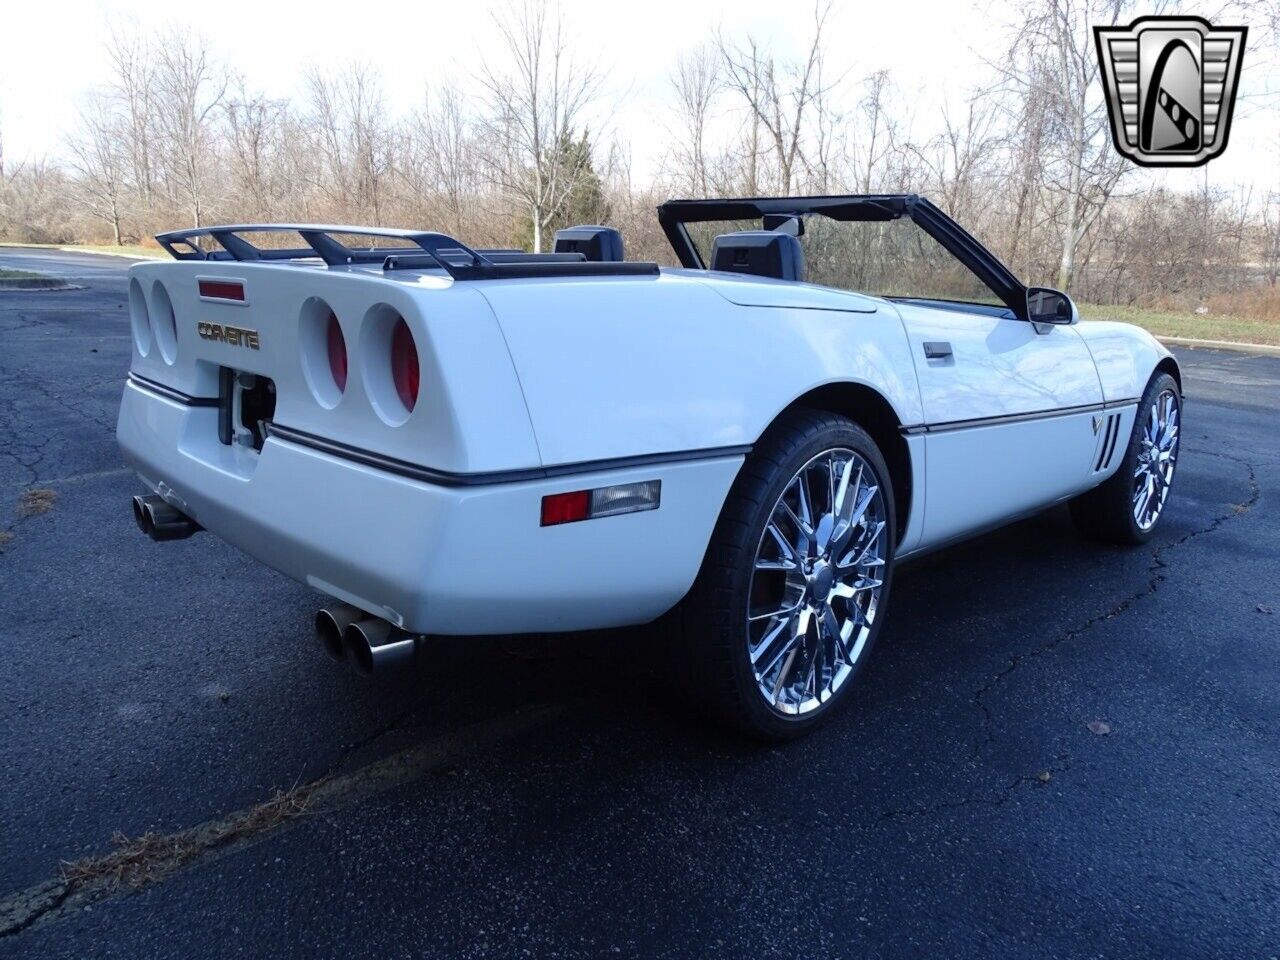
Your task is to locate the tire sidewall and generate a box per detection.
[1116,372,1181,544]
[725,419,897,739]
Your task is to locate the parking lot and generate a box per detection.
[1,248,1277,959]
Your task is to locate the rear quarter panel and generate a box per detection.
[478,272,924,466]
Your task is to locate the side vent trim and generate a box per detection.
[1094,413,1122,472]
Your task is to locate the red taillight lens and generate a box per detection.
[391,318,419,412]
[541,490,591,526]
[198,279,245,302]
[326,312,347,392]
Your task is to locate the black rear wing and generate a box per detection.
[155,224,658,281]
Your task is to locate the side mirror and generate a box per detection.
[1026,286,1077,328]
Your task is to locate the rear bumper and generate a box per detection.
[117,381,743,634]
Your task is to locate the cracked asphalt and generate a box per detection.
[1,248,1277,959]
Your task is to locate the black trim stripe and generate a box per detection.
[126,375,751,486]
[264,423,751,488]
[128,373,221,407]
[900,398,1139,436]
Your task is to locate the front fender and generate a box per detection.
[1074,320,1176,403]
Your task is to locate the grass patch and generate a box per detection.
[60,785,316,892]
[1080,303,1280,346]
[16,489,56,517]
[0,268,44,280]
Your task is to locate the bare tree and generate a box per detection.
[67,97,129,244]
[106,28,158,209]
[305,64,392,223]
[476,0,602,251]
[153,30,227,227]
[853,70,899,193]
[1262,189,1280,288]
[668,44,720,195]
[224,79,288,220]
[996,0,1133,291]
[717,0,834,194]
[404,84,483,236]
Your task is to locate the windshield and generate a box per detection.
[685,213,1002,307]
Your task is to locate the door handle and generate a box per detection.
[923,341,953,360]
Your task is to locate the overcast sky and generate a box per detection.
[1,0,1275,196]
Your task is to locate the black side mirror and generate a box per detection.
[1026,286,1076,327]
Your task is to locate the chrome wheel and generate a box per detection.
[747,448,888,716]
[1133,388,1180,531]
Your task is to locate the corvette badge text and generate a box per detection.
[197,321,260,350]
[1094,15,1247,167]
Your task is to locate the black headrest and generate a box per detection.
[710,231,805,282]
[553,225,625,262]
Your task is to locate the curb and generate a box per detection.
[1157,336,1280,358]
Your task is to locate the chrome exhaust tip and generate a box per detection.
[315,604,364,662]
[342,618,418,676]
[132,494,201,541]
[131,495,152,536]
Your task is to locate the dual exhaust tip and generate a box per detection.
[132,494,201,541]
[130,495,411,675]
[315,604,418,676]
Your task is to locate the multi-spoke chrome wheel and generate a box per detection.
[747,449,888,715]
[1132,388,1180,531]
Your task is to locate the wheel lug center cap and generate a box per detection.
[809,561,834,597]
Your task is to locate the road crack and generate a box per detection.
[971,449,1260,760]
[878,754,1072,822]
[0,704,565,940]
[878,450,1260,824]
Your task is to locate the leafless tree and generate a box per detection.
[106,28,158,208]
[224,79,288,220]
[305,63,392,223]
[66,97,129,244]
[404,85,483,237]
[717,0,835,194]
[667,44,720,196]
[992,0,1135,291]
[153,30,227,227]
[852,70,899,194]
[476,0,602,251]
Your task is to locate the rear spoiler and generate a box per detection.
[154,224,658,281]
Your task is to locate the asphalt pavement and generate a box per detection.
[0,247,1276,959]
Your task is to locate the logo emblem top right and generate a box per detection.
[1094,16,1248,167]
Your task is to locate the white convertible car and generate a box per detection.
[119,195,1181,738]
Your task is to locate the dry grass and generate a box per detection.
[0,268,44,280]
[1080,303,1280,346]
[60,784,317,892]
[16,489,56,517]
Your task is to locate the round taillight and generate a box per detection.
[391,318,419,412]
[326,312,347,392]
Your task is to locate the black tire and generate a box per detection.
[1070,371,1181,545]
[676,408,896,741]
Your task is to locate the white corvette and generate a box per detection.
[118,195,1182,738]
